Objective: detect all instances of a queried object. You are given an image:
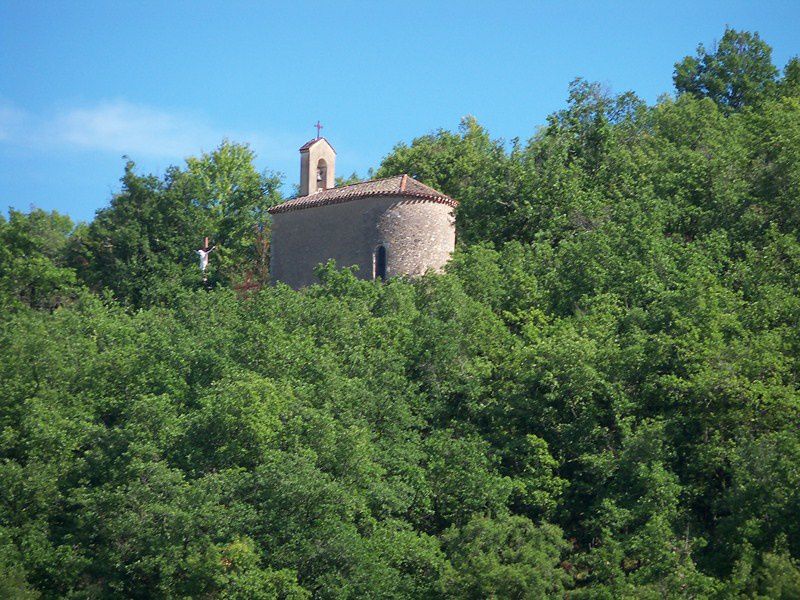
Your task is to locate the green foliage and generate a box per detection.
[72,141,282,307]
[185,141,282,285]
[377,115,517,246]
[0,529,39,599]
[674,27,779,110]
[442,515,570,599]
[0,209,80,310]
[2,27,800,598]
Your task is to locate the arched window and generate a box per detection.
[374,245,387,281]
[316,158,328,191]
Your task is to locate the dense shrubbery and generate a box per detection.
[1,29,799,598]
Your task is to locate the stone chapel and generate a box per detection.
[268,137,457,289]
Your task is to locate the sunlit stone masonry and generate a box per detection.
[268,137,457,289]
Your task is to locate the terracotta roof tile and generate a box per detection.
[267,175,457,214]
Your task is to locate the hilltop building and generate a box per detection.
[268,137,457,289]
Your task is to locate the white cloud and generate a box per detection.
[0,99,283,162]
[50,100,221,158]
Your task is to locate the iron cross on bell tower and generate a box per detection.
[314,120,323,139]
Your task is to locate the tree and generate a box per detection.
[674,28,779,110]
[184,140,283,286]
[377,116,517,246]
[72,141,283,306]
[0,208,79,310]
[779,57,800,97]
[3,27,800,598]
[442,515,570,599]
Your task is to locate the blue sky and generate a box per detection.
[2,1,798,223]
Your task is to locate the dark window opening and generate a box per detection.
[316,159,328,191]
[375,245,387,281]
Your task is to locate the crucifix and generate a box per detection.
[196,236,216,282]
[314,120,323,139]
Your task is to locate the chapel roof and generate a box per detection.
[299,137,335,152]
[267,174,458,215]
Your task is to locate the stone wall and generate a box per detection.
[378,199,456,279]
[299,139,336,196]
[270,196,455,289]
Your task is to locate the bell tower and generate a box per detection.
[299,136,336,196]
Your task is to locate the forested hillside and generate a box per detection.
[2,29,799,598]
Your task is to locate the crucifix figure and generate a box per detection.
[196,237,216,280]
[314,120,323,139]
